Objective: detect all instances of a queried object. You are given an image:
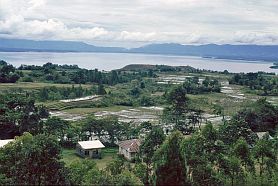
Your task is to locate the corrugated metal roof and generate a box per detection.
[78,140,105,150]
[118,139,140,153]
[0,139,14,148]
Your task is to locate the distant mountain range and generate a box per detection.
[129,43,278,62]
[0,38,125,53]
[1,38,278,62]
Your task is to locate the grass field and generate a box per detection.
[0,82,92,91]
[188,92,253,116]
[62,147,118,170]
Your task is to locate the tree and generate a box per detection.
[130,86,141,97]
[68,159,101,185]
[252,137,277,180]
[98,84,107,95]
[0,61,20,83]
[181,124,224,185]
[200,123,221,163]
[153,131,188,186]
[133,163,148,184]
[103,116,122,145]
[115,170,143,186]
[140,127,166,185]
[110,70,119,85]
[0,94,49,139]
[163,85,194,134]
[82,116,124,145]
[140,81,146,89]
[218,118,257,146]
[235,98,278,134]
[106,156,126,176]
[0,133,69,185]
[167,86,189,116]
[140,95,155,106]
[219,155,243,186]
[232,138,254,173]
[43,117,69,140]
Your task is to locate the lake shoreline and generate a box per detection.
[0,52,277,73]
[0,50,275,64]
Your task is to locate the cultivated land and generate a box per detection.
[2,69,277,123]
[0,82,92,91]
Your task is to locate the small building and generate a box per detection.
[76,140,105,159]
[118,139,141,161]
[256,132,273,140]
[0,139,14,148]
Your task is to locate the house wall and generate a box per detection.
[119,146,135,161]
[89,149,102,159]
[76,144,102,159]
[76,145,85,157]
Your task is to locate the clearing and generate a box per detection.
[62,147,118,170]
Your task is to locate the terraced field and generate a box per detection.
[45,96,102,111]
[0,82,92,92]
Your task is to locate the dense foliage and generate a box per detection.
[163,85,203,134]
[229,72,278,95]
[183,76,221,94]
[234,98,278,134]
[0,93,49,139]
[0,60,20,83]
[18,62,155,85]
[0,133,69,185]
[38,85,95,101]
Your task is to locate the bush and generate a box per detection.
[21,76,34,82]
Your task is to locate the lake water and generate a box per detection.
[0,52,277,73]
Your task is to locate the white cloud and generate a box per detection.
[1,0,278,46]
[233,31,278,45]
[117,31,157,42]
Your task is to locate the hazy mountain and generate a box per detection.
[0,38,125,53]
[1,38,278,62]
[129,43,278,61]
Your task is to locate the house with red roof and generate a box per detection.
[118,139,141,161]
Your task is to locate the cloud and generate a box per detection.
[233,31,278,45]
[117,31,157,42]
[1,0,278,46]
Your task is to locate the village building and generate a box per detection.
[0,139,14,148]
[118,139,141,161]
[76,140,105,159]
[256,132,274,140]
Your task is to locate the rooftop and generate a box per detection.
[118,139,141,153]
[0,139,14,148]
[78,140,105,150]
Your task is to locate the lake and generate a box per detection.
[0,52,277,73]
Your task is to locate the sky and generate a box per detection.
[1,0,278,47]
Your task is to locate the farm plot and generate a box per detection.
[94,107,163,124]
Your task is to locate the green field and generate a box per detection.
[1,73,277,118]
[0,82,92,91]
[62,147,118,170]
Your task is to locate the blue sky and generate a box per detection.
[1,0,278,47]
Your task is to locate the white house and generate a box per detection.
[256,132,274,140]
[118,139,141,161]
[76,140,105,159]
[0,139,14,148]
